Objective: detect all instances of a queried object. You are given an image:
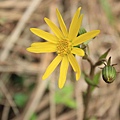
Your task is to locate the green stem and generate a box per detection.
[83,57,95,120]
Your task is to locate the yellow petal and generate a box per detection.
[42,55,62,80]
[44,18,63,39]
[69,14,83,40]
[30,28,58,43]
[56,9,68,37]
[59,56,69,89]
[68,7,81,39]
[68,54,80,80]
[27,42,56,53]
[73,30,100,46]
[71,47,85,56]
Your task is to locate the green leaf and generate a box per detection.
[30,113,37,120]
[77,27,87,36]
[14,93,28,107]
[75,27,87,48]
[85,77,98,87]
[91,72,101,91]
[99,48,110,60]
[54,85,72,103]
[54,84,76,109]
[89,116,97,120]
[65,100,77,109]
[100,0,114,24]
[84,74,99,87]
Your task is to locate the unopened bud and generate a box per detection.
[102,65,116,83]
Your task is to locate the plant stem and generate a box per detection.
[83,57,95,120]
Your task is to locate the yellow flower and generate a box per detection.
[27,7,100,89]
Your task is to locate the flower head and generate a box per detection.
[27,7,100,89]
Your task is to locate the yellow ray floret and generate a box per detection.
[30,28,58,43]
[27,7,100,89]
[56,9,68,37]
[27,42,57,53]
[59,56,69,89]
[42,55,62,80]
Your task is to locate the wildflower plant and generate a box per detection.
[27,7,117,119]
[27,7,100,89]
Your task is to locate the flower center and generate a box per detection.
[57,39,72,56]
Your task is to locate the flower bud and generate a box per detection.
[77,27,87,36]
[102,65,116,83]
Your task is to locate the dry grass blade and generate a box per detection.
[57,110,76,120]
[1,102,10,120]
[0,80,19,115]
[22,79,49,120]
[49,1,57,120]
[0,0,43,62]
[19,53,53,120]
